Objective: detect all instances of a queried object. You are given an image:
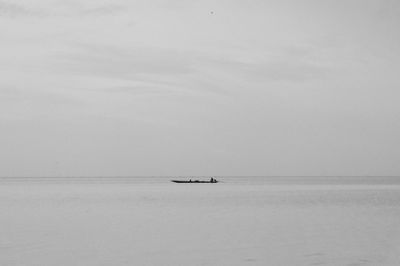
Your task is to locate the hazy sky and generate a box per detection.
[1,0,399,177]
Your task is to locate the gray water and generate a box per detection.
[1,177,399,265]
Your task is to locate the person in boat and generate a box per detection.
[210,177,216,183]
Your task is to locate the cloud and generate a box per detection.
[0,85,84,120]
[0,1,40,17]
[201,48,332,84]
[0,1,126,19]
[53,44,195,80]
[80,4,126,16]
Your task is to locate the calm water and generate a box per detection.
[2,175,400,184]
[1,176,400,265]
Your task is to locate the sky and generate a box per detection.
[0,0,400,177]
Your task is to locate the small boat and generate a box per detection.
[171,178,218,184]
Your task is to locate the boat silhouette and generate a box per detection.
[171,178,218,184]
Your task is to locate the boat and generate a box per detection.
[171,178,218,183]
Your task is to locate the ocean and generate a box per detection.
[1,177,399,265]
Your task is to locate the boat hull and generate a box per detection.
[171,180,218,183]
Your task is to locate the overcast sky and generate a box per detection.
[1,0,399,177]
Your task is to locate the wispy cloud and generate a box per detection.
[80,4,126,16]
[0,85,84,120]
[54,44,194,79]
[198,44,333,84]
[0,0,126,19]
[0,0,41,17]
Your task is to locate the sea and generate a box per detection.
[1,176,399,265]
